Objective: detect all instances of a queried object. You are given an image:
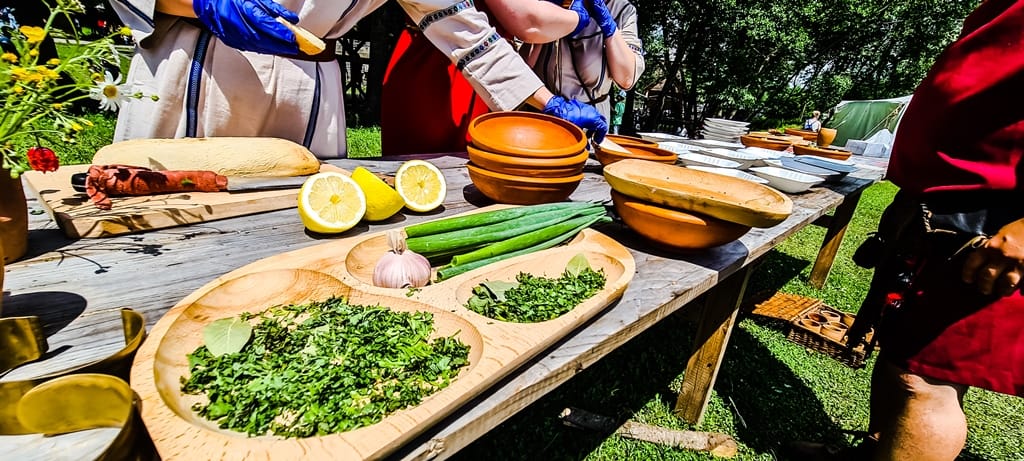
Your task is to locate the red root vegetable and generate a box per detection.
[86,164,228,210]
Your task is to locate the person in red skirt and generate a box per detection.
[791,1,1024,459]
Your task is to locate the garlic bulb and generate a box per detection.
[373,230,432,288]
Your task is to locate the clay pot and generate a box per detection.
[467,164,582,205]
[793,143,853,161]
[798,318,822,333]
[817,127,838,147]
[468,111,587,158]
[595,143,678,166]
[466,146,587,178]
[605,134,658,147]
[821,321,848,342]
[0,169,28,263]
[610,190,750,250]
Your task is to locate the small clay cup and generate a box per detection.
[797,318,822,333]
[804,312,828,324]
[841,313,856,328]
[821,322,848,342]
[819,309,842,323]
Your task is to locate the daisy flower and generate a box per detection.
[89,71,129,111]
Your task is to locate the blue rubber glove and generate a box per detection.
[543,95,608,144]
[587,0,617,38]
[545,0,590,37]
[192,0,300,55]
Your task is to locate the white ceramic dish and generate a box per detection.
[699,148,760,169]
[738,146,793,159]
[705,117,751,128]
[687,165,769,184]
[678,152,742,169]
[637,132,687,142]
[794,155,858,171]
[690,139,745,149]
[657,141,700,154]
[749,166,824,193]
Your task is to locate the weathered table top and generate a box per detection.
[1,154,883,460]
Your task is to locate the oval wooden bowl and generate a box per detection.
[793,143,853,161]
[740,135,792,151]
[603,158,793,228]
[468,111,587,158]
[783,128,819,141]
[605,134,658,147]
[610,191,750,250]
[467,164,582,205]
[594,143,678,167]
[817,127,838,147]
[466,145,587,178]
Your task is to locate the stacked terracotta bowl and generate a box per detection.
[594,134,677,166]
[740,134,798,151]
[466,112,588,205]
[783,127,819,142]
[603,159,793,251]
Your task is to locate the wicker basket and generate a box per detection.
[750,292,873,368]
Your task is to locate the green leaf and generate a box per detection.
[565,253,591,277]
[481,280,519,302]
[203,318,252,357]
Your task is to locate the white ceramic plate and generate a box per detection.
[691,139,745,148]
[699,148,759,169]
[687,165,769,184]
[749,166,824,194]
[637,132,688,142]
[702,125,748,137]
[705,117,751,128]
[738,146,793,159]
[657,141,700,154]
[678,152,742,169]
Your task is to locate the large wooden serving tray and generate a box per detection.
[130,213,635,460]
[21,164,343,239]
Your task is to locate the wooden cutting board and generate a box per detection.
[130,214,635,461]
[21,164,345,239]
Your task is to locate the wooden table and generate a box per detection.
[1,155,883,459]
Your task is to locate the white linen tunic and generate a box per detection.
[111,0,544,158]
[519,0,644,120]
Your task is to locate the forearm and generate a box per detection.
[604,31,638,89]
[487,0,578,43]
[156,0,196,17]
[526,87,554,110]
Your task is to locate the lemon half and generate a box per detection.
[297,172,366,233]
[395,160,446,212]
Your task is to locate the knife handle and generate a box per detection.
[71,173,88,193]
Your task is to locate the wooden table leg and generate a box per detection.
[674,266,752,425]
[808,190,863,289]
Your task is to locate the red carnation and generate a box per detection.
[27,146,59,173]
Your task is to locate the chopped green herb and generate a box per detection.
[464,257,606,323]
[180,296,470,438]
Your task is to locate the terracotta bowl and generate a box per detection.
[610,190,750,250]
[783,127,819,141]
[466,145,587,178]
[467,164,583,205]
[595,142,678,166]
[740,135,793,151]
[793,143,853,161]
[605,134,658,147]
[468,111,587,158]
[817,127,838,147]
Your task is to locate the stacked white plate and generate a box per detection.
[702,118,750,143]
[657,141,701,154]
[637,132,688,143]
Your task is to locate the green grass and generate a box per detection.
[46,121,1022,460]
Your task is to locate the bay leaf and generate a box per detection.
[203,318,252,357]
[481,280,519,302]
[565,253,591,277]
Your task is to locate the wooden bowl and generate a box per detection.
[610,191,750,250]
[467,164,582,205]
[783,127,819,141]
[594,142,678,166]
[466,145,587,178]
[817,127,838,147]
[793,143,853,161]
[605,134,658,147]
[603,159,793,228]
[740,135,793,151]
[468,111,587,158]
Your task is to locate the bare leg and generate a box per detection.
[871,359,968,461]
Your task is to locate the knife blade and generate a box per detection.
[71,172,311,193]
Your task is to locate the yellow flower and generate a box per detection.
[29,49,39,57]
[12,86,24,94]
[9,67,36,82]
[19,26,47,44]
[71,123,83,131]
[119,26,132,37]
[47,58,61,66]
[52,103,63,109]
[34,66,60,81]
[1,53,16,63]
[90,72,103,82]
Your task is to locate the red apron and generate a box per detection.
[883,0,1024,396]
[381,4,504,156]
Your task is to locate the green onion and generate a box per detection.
[403,202,595,238]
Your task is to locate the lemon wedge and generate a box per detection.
[297,172,366,233]
[395,160,446,212]
[350,167,405,221]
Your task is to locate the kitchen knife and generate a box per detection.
[71,172,310,193]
